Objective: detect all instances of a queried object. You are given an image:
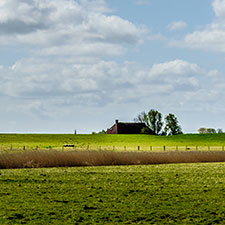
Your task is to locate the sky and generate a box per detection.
[1,0,225,134]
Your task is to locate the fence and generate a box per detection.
[1,145,225,152]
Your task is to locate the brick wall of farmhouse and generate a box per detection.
[106,123,118,134]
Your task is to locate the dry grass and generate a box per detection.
[1,150,225,169]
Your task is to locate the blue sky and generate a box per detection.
[1,0,225,133]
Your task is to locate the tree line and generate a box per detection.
[134,109,182,136]
[198,128,223,134]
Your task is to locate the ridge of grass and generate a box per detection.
[1,133,225,150]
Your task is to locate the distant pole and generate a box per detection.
[74,129,76,135]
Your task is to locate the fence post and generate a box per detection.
[23,146,25,150]
[163,146,166,151]
[138,146,140,151]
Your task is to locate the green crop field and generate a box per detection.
[1,133,225,151]
[1,163,225,224]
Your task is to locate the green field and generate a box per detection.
[1,133,225,151]
[1,163,225,224]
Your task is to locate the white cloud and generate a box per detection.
[1,53,223,133]
[0,0,149,122]
[171,0,225,52]
[150,59,200,76]
[184,29,225,52]
[0,0,224,133]
[0,0,146,58]
[135,0,151,6]
[212,0,225,17]
[0,58,208,111]
[167,21,187,31]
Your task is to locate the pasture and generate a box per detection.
[1,163,225,224]
[1,133,225,224]
[1,133,225,151]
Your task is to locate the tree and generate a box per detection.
[217,128,223,133]
[164,113,182,135]
[198,128,217,134]
[206,128,216,133]
[92,129,106,134]
[140,127,152,134]
[198,128,207,134]
[134,109,163,135]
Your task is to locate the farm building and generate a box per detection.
[106,120,155,134]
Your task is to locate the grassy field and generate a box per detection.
[1,163,225,224]
[1,133,225,151]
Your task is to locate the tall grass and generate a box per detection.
[1,150,225,169]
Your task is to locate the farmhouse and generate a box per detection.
[106,120,155,134]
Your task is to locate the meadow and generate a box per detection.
[1,133,225,151]
[1,133,225,224]
[1,163,225,224]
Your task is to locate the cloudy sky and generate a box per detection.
[1,0,225,133]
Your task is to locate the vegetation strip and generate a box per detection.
[2,133,225,151]
[1,150,225,169]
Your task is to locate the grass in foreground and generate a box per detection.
[1,163,225,224]
[2,150,225,169]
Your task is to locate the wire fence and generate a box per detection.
[0,145,225,152]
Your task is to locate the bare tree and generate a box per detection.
[134,109,163,135]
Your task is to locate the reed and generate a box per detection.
[1,150,225,169]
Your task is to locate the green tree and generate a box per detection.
[164,113,182,135]
[198,128,217,134]
[198,128,207,134]
[140,127,152,134]
[217,128,223,133]
[206,128,216,134]
[134,109,163,135]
